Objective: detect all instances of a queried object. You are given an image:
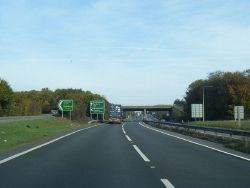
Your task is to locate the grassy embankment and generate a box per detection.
[185,120,250,153]
[189,120,250,130]
[0,117,95,152]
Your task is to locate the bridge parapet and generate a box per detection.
[122,105,173,119]
[122,105,173,112]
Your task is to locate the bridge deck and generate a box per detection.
[122,106,173,111]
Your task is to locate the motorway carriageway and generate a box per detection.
[0,122,250,188]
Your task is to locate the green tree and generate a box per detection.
[0,79,13,116]
[172,99,186,122]
[0,78,110,119]
[183,70,250,120]
[40,88,54,113]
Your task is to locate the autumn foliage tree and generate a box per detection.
[183,70,250,120]
[0,79,108,120]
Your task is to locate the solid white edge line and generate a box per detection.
[0,124,99,165]
[122,123,125,128]
[139,122,250,162]
[133,145,150,162]
[122,123,126,134]
[125,135,132,142]
[161,179,175,188]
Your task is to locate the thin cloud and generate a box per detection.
[0,0,250,104]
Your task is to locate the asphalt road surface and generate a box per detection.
[0,122,249,188]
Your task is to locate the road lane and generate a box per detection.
[124,122,250,188]
[1,121,249,188]
[0,123,164,188]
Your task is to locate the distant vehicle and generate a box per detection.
[108,104,122,124]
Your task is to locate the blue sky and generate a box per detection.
[0,0,250,105]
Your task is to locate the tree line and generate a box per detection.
[0,79,108,120]
[172,69,250,121]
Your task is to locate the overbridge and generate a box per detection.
[122,105,173,118]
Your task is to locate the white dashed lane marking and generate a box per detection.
[161,178,175,188]
[125,135,132,142]
[123,123,175,188]
[133,145,150,162]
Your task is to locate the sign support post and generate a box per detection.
[237,109,240,128]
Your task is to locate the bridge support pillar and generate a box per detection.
[144,109,147,120]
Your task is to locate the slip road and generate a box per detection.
[0,122,249,188]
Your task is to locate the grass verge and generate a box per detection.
[0,117,95,152]
[189,120,250,130]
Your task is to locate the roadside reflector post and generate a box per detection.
[244,136,250,153]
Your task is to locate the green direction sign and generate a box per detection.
[90,100,105,114]
[58,100,73,111]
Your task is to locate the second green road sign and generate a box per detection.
[58,100,74,111]
[90,100,105,114]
